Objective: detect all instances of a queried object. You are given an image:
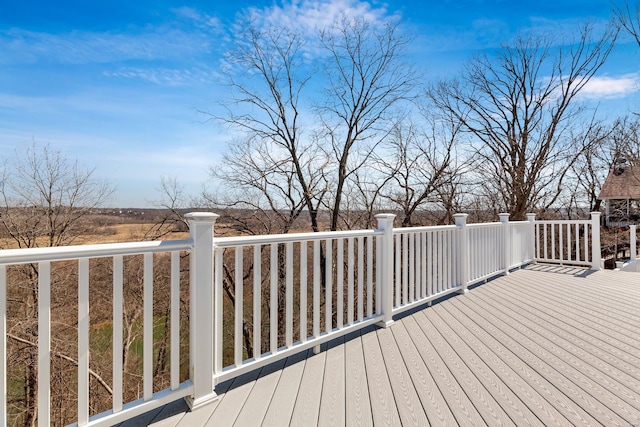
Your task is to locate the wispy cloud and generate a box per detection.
[579,74,640,99]
[0,26,213,65]
[104,66,220,86]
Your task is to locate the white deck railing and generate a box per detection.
[533,212,601,269]
[0,211,601,426]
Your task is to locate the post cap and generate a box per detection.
[185,212,220,222]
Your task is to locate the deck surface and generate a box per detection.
[121,265,640,426]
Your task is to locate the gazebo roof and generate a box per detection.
[598,162,640,200]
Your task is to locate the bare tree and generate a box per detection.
[429,24,618,220]
[318,17,417,230]
[615,1,640,47]
[0,143,113,426]
[377,113,464,227]
[211,24,327,233]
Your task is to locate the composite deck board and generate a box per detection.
[360,326,402,426]
[202,368,262,426]
[344,330,373,426]
[144,267,640,427]
[377,327,430,426]
[473,282,640,422]
[318,337,346,427]
[288,346,326,426]
[502,274,640,354]
[232,358,287,426]
[448,297,600,426]
[428,304,546,427]
[438,300,574,426]
[390,321,458,426]
[465,289,633,425]
[261,349,309,427]
[486,277,640,387]
[500,275,640,372]
[401,315,486,427]
[506,271,640,336]
[415,311,516,426]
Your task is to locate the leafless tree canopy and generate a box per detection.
[429,24,618,220]
[615,1,640,47]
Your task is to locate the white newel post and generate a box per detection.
[185,212,219,409]
[454,213,469,294]
[526,213,536,263]
[590,212,601,271]
[630,224,637,262]
[375,214,396,328]
[499,213,510,275]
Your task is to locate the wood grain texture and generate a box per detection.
[360,327,401,426]
[261,350,309,427]
[289,347,326,427]
[318,337,346,427]
[344,332,373,426]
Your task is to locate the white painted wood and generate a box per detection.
[170,251,180,390]
[630,225,637,261]
[454,214,469,293]
[409,232,415,303]
[402,233,408,305]
[286,242,293,347]
[375,236,381,315]
[113,255,124,412]
[253,245,261,359]
[78,258,90,425]
[367,237,373,318]
[325,238,333,333]
[235,247,243,366]
[375,214,395,327]
[300,242,307,343]
[348,237,354,326]
[186,212,219,407]
[0,239,191,266]
[591,212,601,270]
[357,237,363,322]
[427,231,433,297]
[337,238,344,329]
[38,261,51,427]
[313,240,320,339]
[0,266,5,427]
[395,234,401,308]
[144,252,153,401]
[270,244,278,354]
[215,248,223,374]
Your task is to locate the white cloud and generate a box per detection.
[579,74,640,99]
[240,0,398,37]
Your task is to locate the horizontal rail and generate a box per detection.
[392,225,456,234]
[0,239,192,265]
[214,229,381,247]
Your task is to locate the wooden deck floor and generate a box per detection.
[122,265,640,426]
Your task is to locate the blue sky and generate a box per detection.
[1,0,638,207]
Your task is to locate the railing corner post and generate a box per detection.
[454,213,469,294]
[526,213,536,263]
[499,213,510,275]
[630,224,637,262]
[185,212,220,409]
[590,212,601,271]
[375,213,396,328]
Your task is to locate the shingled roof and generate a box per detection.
[598,162,640,200]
